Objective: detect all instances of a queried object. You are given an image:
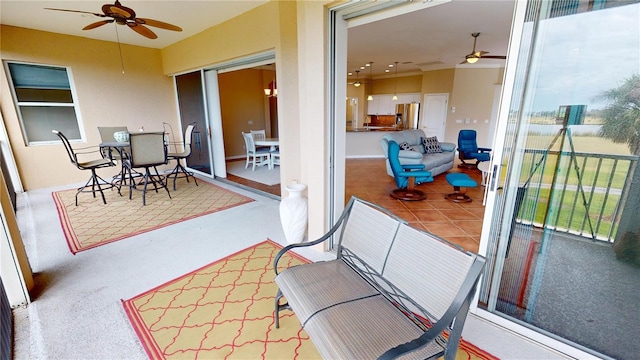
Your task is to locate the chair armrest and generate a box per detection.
[478,147,491,153]
[398,150,423,160]
[399,170,431,178]
[401,164,425,171]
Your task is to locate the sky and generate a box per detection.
[526,3,640,113]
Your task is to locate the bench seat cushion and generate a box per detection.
[275,259,379,325]
[303,295,444,360]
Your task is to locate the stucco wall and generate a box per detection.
[0,25,178,190]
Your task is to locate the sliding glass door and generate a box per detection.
[481,1,640,359]
[174,70,213,176]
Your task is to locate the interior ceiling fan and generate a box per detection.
[45,0,182,39]
[460,32,506,64]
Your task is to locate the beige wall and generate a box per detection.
[161,3,280,74]
[373,74,422,94]
[218,69,270,158]
[445,67,503,145]
[0,25,178,190]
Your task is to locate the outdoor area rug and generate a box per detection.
[226,161,280,186]
[53,179,253,254]
[122,240,498,360]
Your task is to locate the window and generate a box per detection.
[5,62,82,144]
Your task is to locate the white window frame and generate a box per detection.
[4,61,85,145]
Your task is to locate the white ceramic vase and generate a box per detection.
[279,183,308,244]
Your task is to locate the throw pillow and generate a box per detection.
[399,142,415,151]
[423,136,443,154]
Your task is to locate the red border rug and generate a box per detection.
[53,179,253,254]
[122,240,498,359]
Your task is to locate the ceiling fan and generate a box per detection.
[460,33,506,64]
[45,1,182,39]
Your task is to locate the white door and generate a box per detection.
[421,93,448,139]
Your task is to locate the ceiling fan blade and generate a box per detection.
[83,19,115,30]
[473,51,489,57]
[127,23,157,39]
[136,18,182,32]
[482,55,507,59]
[44,8,105,18]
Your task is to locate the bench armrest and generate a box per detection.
[378,257,485,360]
[274,197,357,275]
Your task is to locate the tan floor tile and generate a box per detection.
[438,209,478,220]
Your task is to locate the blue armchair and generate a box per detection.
[457,129,491,168]
[388,141,433,201]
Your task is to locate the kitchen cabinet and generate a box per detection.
[367,93,421,115]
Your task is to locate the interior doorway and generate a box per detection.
[421,93,448,140]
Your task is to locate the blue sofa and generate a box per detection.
[380,129,455,177]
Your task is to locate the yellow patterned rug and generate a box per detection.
[122,241,498,360]
[53,179,253,254]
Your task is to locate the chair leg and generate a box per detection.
[166,159,198,191]
[75,169,112,206]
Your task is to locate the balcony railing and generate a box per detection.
[514,149,638,242]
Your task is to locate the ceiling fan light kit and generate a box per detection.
[461,32,506,64]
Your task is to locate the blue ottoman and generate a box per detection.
[445,173,478,203]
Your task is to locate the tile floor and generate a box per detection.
[345,158,487,253]
[226,157,487,253]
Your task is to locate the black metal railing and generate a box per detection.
[514,149,638,242]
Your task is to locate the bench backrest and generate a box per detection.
[338,199,401,274]
[337,197,484,326]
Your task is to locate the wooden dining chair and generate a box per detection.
[251,129,270,151]
[242,132,270,171]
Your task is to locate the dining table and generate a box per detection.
[254,138,279,152]
[254,138,279,169]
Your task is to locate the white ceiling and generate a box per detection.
[1,0,515,77]
[347,0,515,76]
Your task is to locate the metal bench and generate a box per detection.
[273,197,486,360]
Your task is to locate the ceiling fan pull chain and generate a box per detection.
[114,23,125,74]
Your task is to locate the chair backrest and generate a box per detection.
[250,129,266,141]
[129,132,167,167]
[181,124,195,156]
[387,141,405,187]
[98,126,129,143]
[52,130,79,168]
[458,130,479,155]
[242,132,257,153]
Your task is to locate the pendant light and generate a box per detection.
[264,66,277,97]
[353,70,361,87]
[367,62,373,101]
[392,61,399,101]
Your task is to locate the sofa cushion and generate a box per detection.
[423,136,443,154]
[423,151,455,169]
